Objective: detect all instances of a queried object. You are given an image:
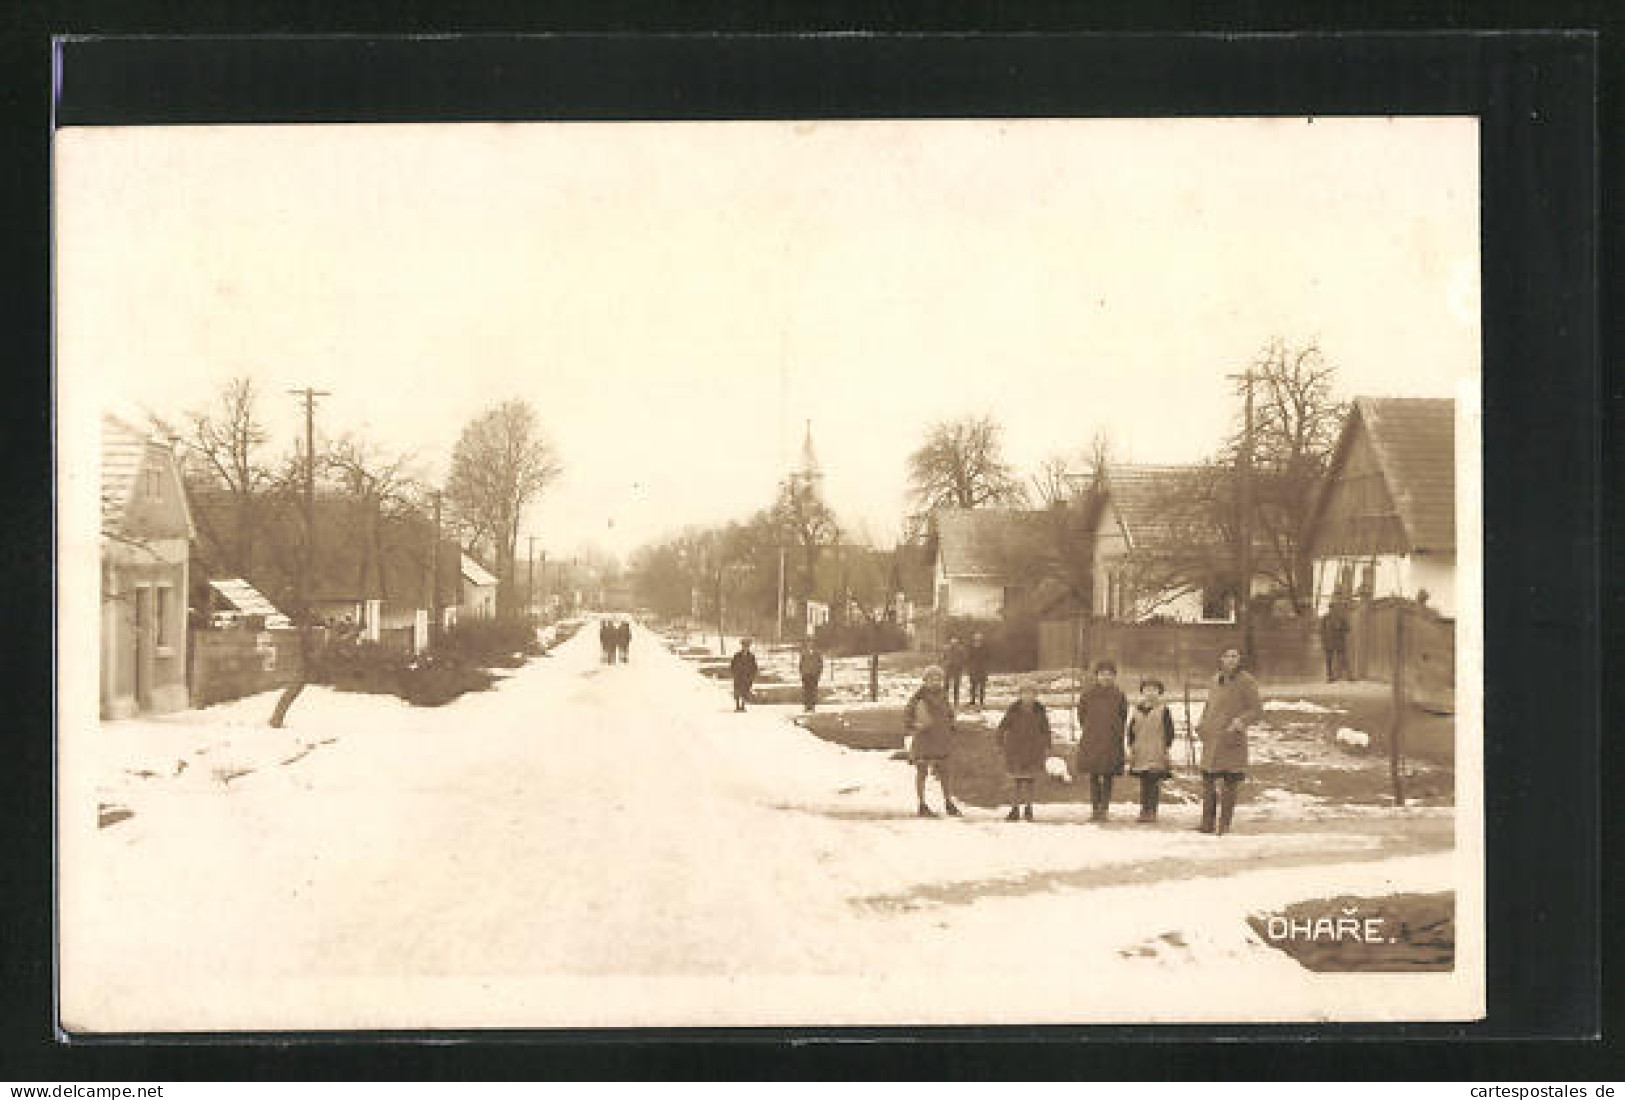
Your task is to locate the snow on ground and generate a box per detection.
[62,621,1463,1030]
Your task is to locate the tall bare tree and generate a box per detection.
[771,471,839,607]
[164,377,275,577]
[907,414,1029,511]
[325,433,425,604]
[444,400,563,616]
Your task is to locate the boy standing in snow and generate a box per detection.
[798,641,825,712]
[1196,647,1263,835]
[965,633,990,708]
[943,636,966,707]
[729,638,759,712]
[1075,659,1129,821]
[996,679,1051,821]
[904,666,961,818]
[1126,677,1177,822]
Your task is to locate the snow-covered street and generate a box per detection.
[60,622,1471,1031]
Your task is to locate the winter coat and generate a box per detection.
[943,642,966,675]
[618,623,632,650]
[904,686,956,760]
[1074,684,1128,775]
[1127,701,1176,777]
[799,651,824,681]
[1197,669,1262,774]
[964,642,990,677]
[730,650,759,688]
[997,700,1052,778]
[1320,609,1350,649]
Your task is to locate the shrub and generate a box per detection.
[812,619,911,658]
[439,617,538,665]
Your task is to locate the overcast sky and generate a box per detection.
[58,118,1478,562]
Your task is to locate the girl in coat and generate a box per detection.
[904,666,961,818]
[996,679,1052,821]
[1075,659,1129,821]
[1126,677,1177,822]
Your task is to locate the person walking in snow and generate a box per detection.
[964,632,990,708]
[1075,659,1129,822]
[599,619,614,664]
[1196,646,1263,836]
[1126,677,1177,823]
[616,620,632,663]
[798,640,825,713]
[904,666,961,817]
[729,637,759,712]
[996,679,1051,821]
[942,636,966,707]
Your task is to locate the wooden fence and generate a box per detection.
[1037,616,1322,683]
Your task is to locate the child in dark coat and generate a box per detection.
[729,638,759,711]
[996,679,1052,821]
[1075,659,1129,821]
[1126,677,1177,822]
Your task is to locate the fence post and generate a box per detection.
[1388,603,1407,807]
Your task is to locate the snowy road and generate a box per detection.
[61,622,1474,1030]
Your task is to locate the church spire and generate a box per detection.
[798,419,821,483]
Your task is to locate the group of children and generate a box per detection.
[904,647,1262,835]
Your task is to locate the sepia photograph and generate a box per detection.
[55,115,1484,1031]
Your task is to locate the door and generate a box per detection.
[133,586,154,711]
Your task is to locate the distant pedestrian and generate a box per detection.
[1320,600,1351,681]
[616,620,632,663]
[965,632,990,708]
[1196,647,1263,836]
[599,619,614,664]
[1075,659,1128,822]
[904,666,961,818]
[943,636,966,706]
[798,640,825,713]
[730,638,759,712]
[1127,677,1177,823]
[996,679,1051,822]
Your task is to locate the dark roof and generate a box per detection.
[1314,397,1456,554]
[892,542,937,604]
[1097,464,1206,552]
[933,508,1055,578]
[101,415,148,530]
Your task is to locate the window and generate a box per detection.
[154,585,175,648]
[145,466,164,502]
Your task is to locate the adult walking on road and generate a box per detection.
[1196,646,1263,836]
[599,619,614,664]
[730,638,759,712]
[798,640,824,713]
[964,632,990,708]
[904,666,961,818]
[616,621,632,664]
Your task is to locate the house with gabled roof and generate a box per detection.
[101,415,195,717]
[928,508,1056,619]
[1303,397,1456,617]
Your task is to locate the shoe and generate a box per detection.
[917,803,938,818]
[944,800,962,817]
[1005,807,1021,822]
[1023,805,1034,822]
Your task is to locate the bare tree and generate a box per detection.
[165,377,275,578]
[1029,452,1077,509]
[771,471,839,607]
[906,414,1030,511]
[444,400,564,616]
[325,433,425,604]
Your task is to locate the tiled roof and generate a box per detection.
[933,508,1055,578]
[208,578,292,627]
[1096,464,1207,552]
[1348,397,1456,553]
[460,554,498,587]
[100,415,149,532]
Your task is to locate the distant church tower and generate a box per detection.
[794,419,823,488]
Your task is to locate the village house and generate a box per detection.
[1303,396,1456,617]
[101,415,195,718]
[927,508,1056,619]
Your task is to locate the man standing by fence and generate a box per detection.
[1320,599,1351,682]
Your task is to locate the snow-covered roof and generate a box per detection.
[208,578,292,627]
[461,554,498,587]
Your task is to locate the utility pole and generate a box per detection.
[429,491,442,646]
[1226,367,1258,670]
[271,386,329,728]
[776,545,787,644]
[527,535,538,623]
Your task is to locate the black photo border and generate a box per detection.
[5,22,1608,1081]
